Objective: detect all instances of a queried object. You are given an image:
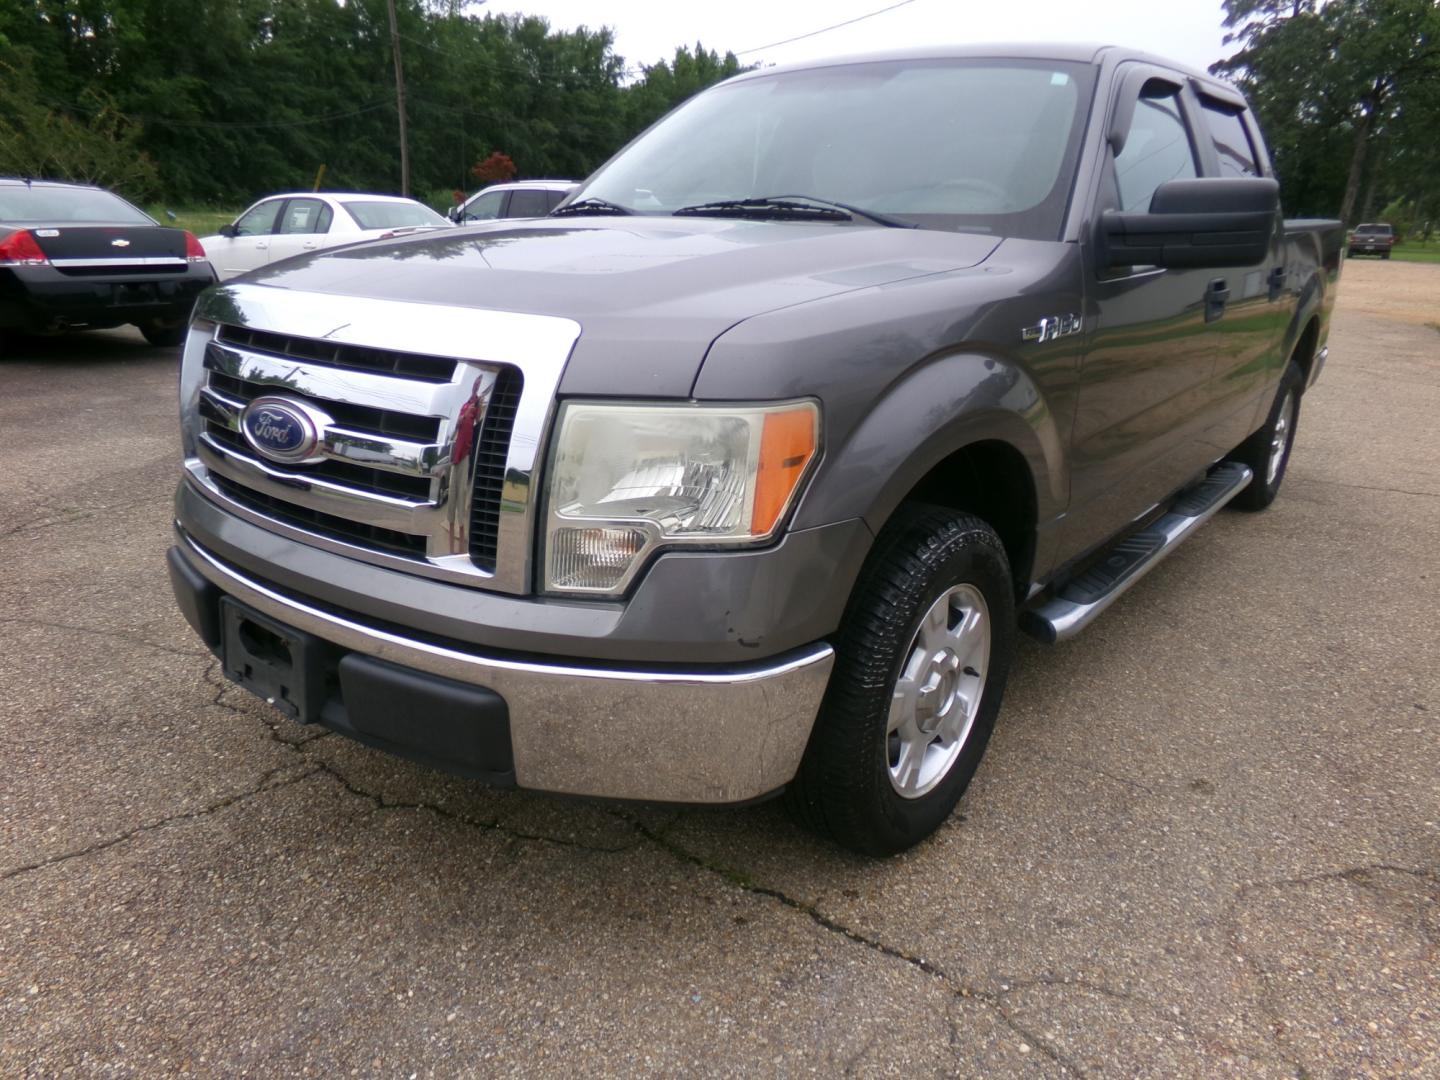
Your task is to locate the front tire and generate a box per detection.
[787,505,1015,855]
[1228,361,1303,511]
[139,319,187,348]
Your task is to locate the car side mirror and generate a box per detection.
[1102,177,1279,269]
[218,223,239,238]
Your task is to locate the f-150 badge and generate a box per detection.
[1021,314,1082,343]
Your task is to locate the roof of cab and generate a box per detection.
[727,43,1240,97]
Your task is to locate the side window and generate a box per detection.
[506,189,551,218]
[464,190,506,221]
[233,200,281,236]
[1199,102,1259,178]
[278,198,325,234]
[1114,88,1197,211]
[545,190,568,212]
[313,203,334,234]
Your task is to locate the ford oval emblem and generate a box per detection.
[240,396,321,463]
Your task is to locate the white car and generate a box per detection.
[448,180,578,224]
[202,192,452,279]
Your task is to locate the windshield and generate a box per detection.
[341,201,449,230]
[0,184,152,224]
[578,59,1095,239]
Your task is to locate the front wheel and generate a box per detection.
[139,319,187,348]
[786,505,1015,855]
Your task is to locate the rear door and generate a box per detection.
[263,198,334,265]
[1193,91,1289,457]
[1064,67,1223,557]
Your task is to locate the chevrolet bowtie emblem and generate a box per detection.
[110,238,131,248]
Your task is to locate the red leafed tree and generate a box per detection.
[471,151,517,183]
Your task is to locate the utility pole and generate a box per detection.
[385,0,410,196]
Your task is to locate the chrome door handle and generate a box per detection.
[1267,265,1286,301]
[1204,278,1230,324]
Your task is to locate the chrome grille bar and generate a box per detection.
[200,384,441,477]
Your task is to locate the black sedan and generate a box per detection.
[0,178,216,354]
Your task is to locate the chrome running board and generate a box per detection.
[1021,461,1254,643]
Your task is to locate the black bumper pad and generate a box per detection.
[166,545,514,785]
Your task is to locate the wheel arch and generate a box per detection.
[1289,315,1321,389]
[793,351,1064,601]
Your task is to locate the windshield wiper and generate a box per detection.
[551,197,633,217]
[672,195,913,228]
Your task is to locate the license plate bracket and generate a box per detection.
[219,598,327,724]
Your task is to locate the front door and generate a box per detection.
[213,199,282,278]
[1064,72,1224,559]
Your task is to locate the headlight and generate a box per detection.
[544,400,819,594]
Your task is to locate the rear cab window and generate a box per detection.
[505,190,552,218]
[1198,101,1260,178]
[278,198,332,234]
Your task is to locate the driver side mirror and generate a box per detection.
[1102,177,1279,269]
[218,223,239,239]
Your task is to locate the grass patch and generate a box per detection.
[143,205,236,235]
[1389,240,1440,264]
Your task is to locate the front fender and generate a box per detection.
[792,349,1068,534]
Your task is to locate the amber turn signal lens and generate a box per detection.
[752,406,818,535]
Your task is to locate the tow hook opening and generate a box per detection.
[237,617,293,668]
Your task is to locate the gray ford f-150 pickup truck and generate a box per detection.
[167,44,1344,854]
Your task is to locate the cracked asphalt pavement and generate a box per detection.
[2,260,1437,1077]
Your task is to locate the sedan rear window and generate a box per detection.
[341,201,449,230]
[0,185,152,224]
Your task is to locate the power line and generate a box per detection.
[734,0,919,57]
[35,95,396,130]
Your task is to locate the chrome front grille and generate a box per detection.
[194,328,513,577]
[180,285,582,595]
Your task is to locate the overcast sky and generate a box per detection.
[492,0,1237,76]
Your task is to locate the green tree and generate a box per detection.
[1213,0,1440,223]
[0,2,744,204]
[0,56,160,196]
[622,43,748,137]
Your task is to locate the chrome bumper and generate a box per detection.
[175,529,834,804]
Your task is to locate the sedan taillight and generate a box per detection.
[183,231,207,262]
[0,229,49,266]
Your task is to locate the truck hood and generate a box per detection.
[242,217,1000,396]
